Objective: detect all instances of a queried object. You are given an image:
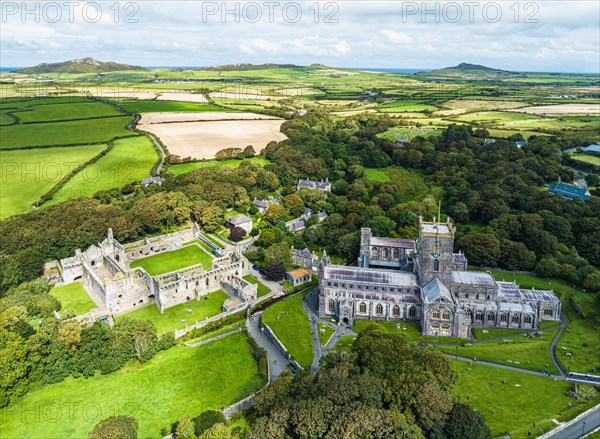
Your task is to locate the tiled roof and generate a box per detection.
[288,268,310,279]
[423,277,453,303]
[227,214,252,225]
[547,183,592,200]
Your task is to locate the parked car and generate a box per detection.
[252,265,260,271]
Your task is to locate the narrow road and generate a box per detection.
[246,311,288,381]
[302,289,323,371]
[549,312,569,376]
[541,403,600,439]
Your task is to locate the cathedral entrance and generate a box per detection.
[342,317,349,325]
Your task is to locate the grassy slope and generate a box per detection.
[116,290,228,334]
[0,144,107,218]
[0,116,134,149]
[50,282,97,315]
[45,136,158,205]
[0,334,266,439]
[15,101,122,123]
[452,360,599,439]
[569,152,600,166]
[170,157,270,177]
[364,166,429,201]
[318,323,334,346]
[262,291,313,368]
[130,245,212,275]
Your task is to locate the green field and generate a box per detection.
[114,99,230,113]
[116,290,228,334]
[455,111,538,123]
[364,166,429,201]
[452,360,599,439]
[129,244,213,275]
[436,328,560,375]
[45,136,158,205]
[491,271,600,374]
[352,319,470,344]
[262,291,313,368]
[0,144,107,218]
[378,100,438,112]
[14,101,122,123]
[242,275,271,297]
[569,152,600,166]
[170,157,271,176]
[333,335,356,351]
[50,282,97,316]
[377,125,441,142]
[0,116,135,149]
[472,327,540,340]
[0,334,265,439]
[318,323,334,346]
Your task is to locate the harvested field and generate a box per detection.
[510,103,600,114]
[210,91,271,100]
[156,92,209,103]
[138,114,287,159]
[91,90,159,100]
[139,112,279,124]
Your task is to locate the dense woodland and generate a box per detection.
[1,111,599,295]
[248,324,491,439]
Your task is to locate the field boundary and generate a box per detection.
[35,142,114,207]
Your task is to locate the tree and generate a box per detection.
[243,145,256,158]
[457,233,501,267]
[445,403,492,439]
[0,329,30,407]
[265,242,292,269]
[192,202,223,233]
[264,262,286,281]
[193,410,226,436]
[88,416,138,439]
[583,271,600,293]
[175,415,195,439]
[585,173,599,187]
[414,380,454,430]
[535,257,559,278]
[283,194,305,218]
[263,204,285,225]
[228,226,246,242]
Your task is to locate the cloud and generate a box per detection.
[380,30,412,45]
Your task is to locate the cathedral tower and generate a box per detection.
[418,216,455,286]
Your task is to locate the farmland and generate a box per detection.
[169,156,270,176]
[0,115,134,149]
[0,144,107,218]
[45,136,158,205]
[13,101,122,123]
[114,99,229,113]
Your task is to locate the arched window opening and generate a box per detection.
[500,313,508,322]
[442,311,450,320]
[359,302,367,314]
[487,312,495,322]
[512,314,520,323]
[376,303,384,315]
[393,305,400,316]
[475,310,483,321]
[544,307,553,317]
[409,306,417,318]
[328,300,335,311]
[433,310,441,319]
[433,259,440,272]
[524,314,532,324]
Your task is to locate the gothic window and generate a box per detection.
[433,310,441,319]
[432,323,440,329]
[441,324,450,330]
[328,300,335,311]
[475,310,483,321]
[487,312,495,322]
[393,248,400,259]
[382,248,389,259]
[500,313,508,322]
[544,307,553,317]
[524,315,532,324]
[359,302,367,314]
[409,306,417,318]
[466,309,472,316]
[433,259,440,272]
[487,295,491,300]
[476,294,479,299]
[442,311,450,320]
[465,294,469,299]
[376,303,384,315]
[512,314,519,323]
[393,305,400,316]
[371,248,378,259]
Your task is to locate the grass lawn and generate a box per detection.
[378,100,438,112]
[491,271,600,374]
[0,334,266,439]
[243,275,271,297]
[116,290,228,334]
[185,320,246,345]
[451,360,599,439]
[130,245,212,276]
[436,328,560,375]
[318,323,334,346]
[377,125,441,142]
[183,239,215,254]
[45,136,158,206]
[170,157,270,177]
[15,101,122,123]
[201,233,226,249]
[333,335,356,352]
[569,152,600,166]
[0,144,107,218]
[364,166,429,201]
[50,282,97,316]
[262,291,313,368]
[115,99,230,113]
[0,116,135,149]
[472,327,539,341]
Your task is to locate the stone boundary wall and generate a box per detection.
[261,322,303,370]
[174,304,246,339]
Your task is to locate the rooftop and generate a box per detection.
[584,144,600,153]
[451,271,496,286]
[288,268,310,279]
[547,182,592,200]
[371,237,416,249]
[323,265,418,287]
[420,222,453,237]
[423,277,453,303]
[227,214,252,225]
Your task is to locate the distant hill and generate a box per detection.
[17,57,143,74]
[202,63,304,71]
[418,62,519,79]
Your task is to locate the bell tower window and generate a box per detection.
[433,259,440,272]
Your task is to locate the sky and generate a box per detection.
[1,1,599,72]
